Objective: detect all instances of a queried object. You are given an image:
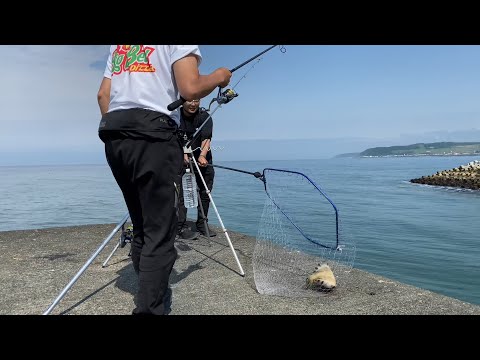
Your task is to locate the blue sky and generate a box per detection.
[1,45,479,165]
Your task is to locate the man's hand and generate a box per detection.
[214,67,232,88]
[198,155,208,167]
[184,154,189,166]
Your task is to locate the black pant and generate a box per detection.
[177,162,215,231]
[101,113,183,315]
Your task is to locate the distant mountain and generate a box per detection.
[357,142,480,157]
[212,138,400,161]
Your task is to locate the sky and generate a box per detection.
[1,45,479,165]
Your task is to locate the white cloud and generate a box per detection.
[0,45,110,151]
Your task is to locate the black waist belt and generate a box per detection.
[99,108,179,141]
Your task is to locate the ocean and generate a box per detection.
[1,156,479,306]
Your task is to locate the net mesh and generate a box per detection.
[253,169,356,298]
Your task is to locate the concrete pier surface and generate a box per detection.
[1,223,479,315]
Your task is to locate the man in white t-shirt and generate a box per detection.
[97,45,231,315]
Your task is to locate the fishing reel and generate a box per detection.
[207,88,238,111]
[216,88,238,104]
[119,224,133,248]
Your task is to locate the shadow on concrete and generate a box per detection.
[108,219,249,310]
[60,278,119,315]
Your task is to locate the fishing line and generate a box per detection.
[178,45,285,150]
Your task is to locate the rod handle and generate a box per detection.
[167,97,185,111]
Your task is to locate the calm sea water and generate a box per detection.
[1,156,479,306]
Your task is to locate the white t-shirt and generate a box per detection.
[103,45,202,126]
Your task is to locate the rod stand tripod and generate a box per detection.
[43,149,245,315]
[184,145,245,276]
[43,212,131,315]
[101,146,244,276]
[100,149,207,268]
[101,222,133,268]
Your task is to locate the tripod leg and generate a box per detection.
[191,157,245,276]
[43,212,130,315]
[102,241,122,268]
[102,224,125,268]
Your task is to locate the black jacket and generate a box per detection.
[179,107,213,162]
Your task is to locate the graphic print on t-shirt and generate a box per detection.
[112,45,156,75]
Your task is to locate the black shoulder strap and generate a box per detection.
[179,107,186,131]
[195,108,210,127]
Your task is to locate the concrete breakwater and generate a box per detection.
[410,160,480,190]
[1,223,479,315]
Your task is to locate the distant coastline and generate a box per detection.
[335,141,480,158]
[333,140,480,191]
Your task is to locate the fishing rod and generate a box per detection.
[209,163,264,182]
[167,45,284,112]
[181,46,285,150]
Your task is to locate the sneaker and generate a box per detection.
[196,222,217,237]
[177,227,199,240]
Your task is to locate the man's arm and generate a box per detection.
[97,77,111,116]
[198,112,213,166]
[197,139,211,167]
[199,139,211,158]
[173,55,231,101]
